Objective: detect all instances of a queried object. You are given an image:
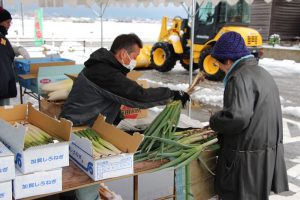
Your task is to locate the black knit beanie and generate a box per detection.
[0,7,12,23]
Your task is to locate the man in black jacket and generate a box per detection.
[209,32,289,200]
[0,7,30,106]
[60,33,189,127]
[60,33,189,200]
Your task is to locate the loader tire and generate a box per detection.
[180,58,198,71]
[150,42,176,72]
[199,47,225,81]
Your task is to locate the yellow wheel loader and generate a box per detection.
[135,0,263,81]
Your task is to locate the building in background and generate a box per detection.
[250,0,300,41]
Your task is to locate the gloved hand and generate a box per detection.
[17,46,30,59]
[172,90,190,107]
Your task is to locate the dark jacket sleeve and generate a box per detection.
[109,72,174,103]
[84,64,174,106]
[89,75,173,109]
[209,75,254,135]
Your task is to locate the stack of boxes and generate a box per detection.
[0,142,15,200]
[0,104,72,199]
[14,57,75,92]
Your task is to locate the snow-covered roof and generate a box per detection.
[4,0,292,7]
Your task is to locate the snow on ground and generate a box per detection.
[260,58,300,76]
[263,44,300,51]
[282,106,300,119]
[9,18,161,42]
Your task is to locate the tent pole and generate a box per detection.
[98,0,110,48]
[100,2,103,47]
[21,0,24,36]
[188,0,196,117]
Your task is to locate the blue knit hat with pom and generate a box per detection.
[211,31,250,62]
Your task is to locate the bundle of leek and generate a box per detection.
[74,128,121,158]
[24,124,61,149]
[135,127,218,172]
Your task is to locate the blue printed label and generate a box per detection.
[21,178,57,190]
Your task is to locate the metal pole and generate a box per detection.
[188,0,196,117]
[100,2,103,47]
[100,0,110,48]
[21,0,25,36]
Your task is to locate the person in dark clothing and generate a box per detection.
[0,7,16,106]
[0,7,30,106]
[59,33,189,200]
[209,31,289,200]
[60,33,189,127]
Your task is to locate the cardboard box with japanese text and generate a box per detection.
[70,115,144,181]
[0,142,15,182]
[0,104,72,174]
[0,180,12,200]
[13,168,62,199]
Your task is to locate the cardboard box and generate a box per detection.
[175,149,217,200]
[0,142,15,182]
[13,168,62,199]
[40,99,64,119]
[121,73,149,119]
[20,64,83,94]
[0,180,12,200]
[0,104,72,174]
[190,150,216,200]
[36,64,84,94]
[14,57,75,90]
[70,115,144,181]
[120,105,148,119]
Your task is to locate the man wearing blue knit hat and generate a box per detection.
[209,32,289,200]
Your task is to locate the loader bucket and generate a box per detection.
[135,44,153,68]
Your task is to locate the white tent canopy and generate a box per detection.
[4,0,283,7]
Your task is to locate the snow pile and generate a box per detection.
[191,87,223,107]
[144,79,189,91]
[282,106,300,119]
[259,58,300,76]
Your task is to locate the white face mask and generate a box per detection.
[122,51,137,71]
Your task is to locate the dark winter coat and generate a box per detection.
[0,28,17,99]
[60,48,174,126]
[210,57,289,200]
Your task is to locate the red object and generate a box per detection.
[121,106,140,119]
[40,79,51,84]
